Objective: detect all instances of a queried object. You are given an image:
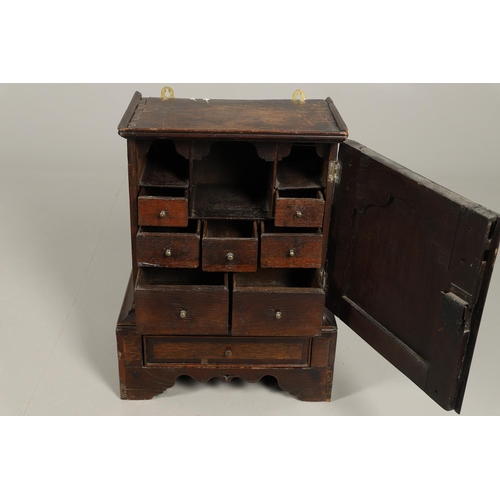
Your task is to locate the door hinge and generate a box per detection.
[328,161,341,184]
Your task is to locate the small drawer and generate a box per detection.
[232,269,325,337]
[135,268,229,335]
[138,187,189,227]
[274,189,325,228]
[136,220,201,268]
[260,221,323,268]
[144,336,311,368]
[202,220,258,272]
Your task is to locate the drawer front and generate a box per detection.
[232,289,325,336]
[144,336,311,367]
[136,231,200,268]
[135,288,229,335]
[274,193,325,228]
[138,195,188,227]
[202,238,258,272]
[261,232,323,268]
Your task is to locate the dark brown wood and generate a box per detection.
[140,139,189,189]
[274,189,325,227]
[119,98,349,141]
[202,220,258,272]
[118,92,142,131]
[135,268,229,335]
[144,336,311,367]
[232,269,325,336]
[117,274,337,401]
[326,97,348,137]
[136,220,201,268]
[326,139,500,412]
[137,187,189,227]
[127,139,142,284]
[191,141,273,219]
[260,221,323,268]
[276,143,326,190]
[117,92,498,412]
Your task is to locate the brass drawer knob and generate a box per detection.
[275,311,282,320]
[295,210,303,219]
[159,210,167,218]
[226,252,234,261]
[165,249,172,257]
[225,349,232,357]
[288,249,295,257]
[179,310,187,319]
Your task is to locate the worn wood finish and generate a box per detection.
[260,222,323,268]
[232,269,325,336]
[202,220,258,272]
[135,268,229,335]
[117,274,337,401]
[275,189,325,227]
[326,139,500,412]
[117,93,499,412]
[136,220,201,268]
[140,139,189,188]
[145,336,311,367]
[276,143,325,190]
[118,98,349,141]
[191,141,273,219]
[137,187,189,227]
[119,364,334,401]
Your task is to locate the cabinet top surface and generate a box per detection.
[118,93,348,141]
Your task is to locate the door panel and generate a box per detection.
[326,140,499,412]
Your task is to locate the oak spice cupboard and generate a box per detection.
[116,89,499,413]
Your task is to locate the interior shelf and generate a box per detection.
[191,141,272,219]
[192,184,270,219]
[277,144,325,190]
[140,140,189,188]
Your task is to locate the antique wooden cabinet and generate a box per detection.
[116,89,499,413]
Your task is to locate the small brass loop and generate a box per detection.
[292,89,306,103]
[226,252,235,261]
[275,311,282,320]
[161,86,175,100]
[225,349,232,357]
[179,310,187,319]
[295,210,303,219]
[289,249,295,257]
[159,210,167,218]
[165,249,172,257]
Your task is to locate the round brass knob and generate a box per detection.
[226,252,234,261]
[165,249,172,257]
[289,249,295,257]
[179,310,187,319]
[225,349,232,357]
[295,210,303,219]
[275,311,282,320]
[159,210,167,218]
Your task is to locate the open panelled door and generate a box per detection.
[326,140,500,412]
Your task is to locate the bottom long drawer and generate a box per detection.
[144,336,310,367]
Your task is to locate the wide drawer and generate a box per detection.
[136,220,201,268]
[260,221,323,268]
[202,220,258,272]
[232,269,325,336]
[135,268,229,335]
[144,336,311,367]
[274,189,325,228]
[138,187,189,227]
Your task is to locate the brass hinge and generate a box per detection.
[328,161,341,184]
